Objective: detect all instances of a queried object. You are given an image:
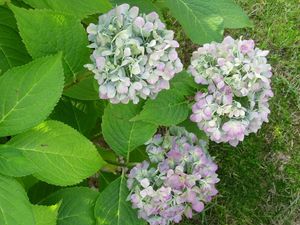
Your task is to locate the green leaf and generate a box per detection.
[19,175,39,192]
[28,181,61,204]
[0,175,35,225]
[11,6,90,83]
[63,75,100,100]
[179,118,209,142]
[128,146,149,163]
[166,0,251,44]
[0,53,64,137]
[4,120,106,186]
[41,187,99,225]
[111,0,163,18]
[32,204,60,225]
[170,71,199,96]
[23,0,112,19]
[165,0,224,44]
[94,176,145,225]
[212,0,252,29]
[102,103,157,157]
[99,171,119,192]
[0,6,30,75]
[0,145,38,177]
[50,97,100,137]
[132,89,189,126]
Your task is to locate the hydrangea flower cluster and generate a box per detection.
[127,127,219,225]
[85,4,183,104]
[188,36,273,146]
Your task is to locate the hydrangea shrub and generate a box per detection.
[0,1,268,225]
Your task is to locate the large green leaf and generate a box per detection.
[132,89,189,126]
[0,145,38,177]
[32,204,60,225]
[23,0,111,19]
[50,97,100,137]
[0,175,35,225]
[0,6,30,75]
[166,0,251,44]
[0,54,64,137]
[41,187,99,225]
[4,120,106,186]
[102,103,157,157]
[11,6,90,83]
[165,0,224,44]
[94,176,145,225]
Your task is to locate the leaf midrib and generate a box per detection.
[12,146,96,160]
[117,175,124,225]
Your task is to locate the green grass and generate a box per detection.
[176,0,300,224]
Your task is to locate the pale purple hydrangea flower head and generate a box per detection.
[188,36,273,146]
[85,4,183,104]
[127,126,219,225]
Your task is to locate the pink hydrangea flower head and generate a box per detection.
[85,4,183,104]
[127,126,219,225]
[188,36,273,146]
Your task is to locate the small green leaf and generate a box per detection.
[63,75,100,100]
[99,171,119,191]
[50,97,100,137]
[0,6,30,74]
[132,89,189,126]
[28,181,61,204]
[11,6,90,83]
[170,71,199,96]
[94,175,145,225]
[128,146,149,163]
[23,0,112,19]
[102,103,158,157]
[0,175,35,225]
[179,118,209,142]
[18,176,39,192]
[41,187,99,225]
[0,145,38,177]
[0,53,64,137]
[4,120,106,186]
[32,204,60,225]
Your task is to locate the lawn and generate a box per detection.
[177,0,300,224]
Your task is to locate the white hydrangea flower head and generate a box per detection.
[85,4,183,104]
[188,36,273,146]
[127,126,219,225]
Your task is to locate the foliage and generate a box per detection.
[0,0,289,225]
